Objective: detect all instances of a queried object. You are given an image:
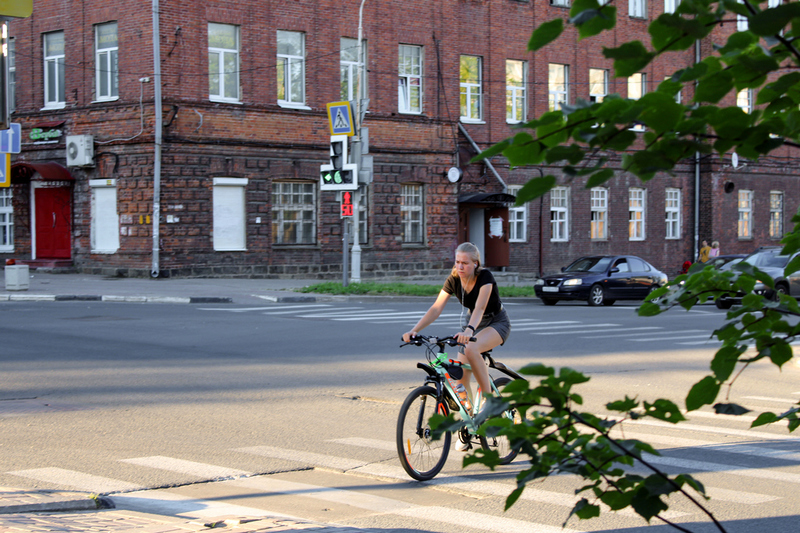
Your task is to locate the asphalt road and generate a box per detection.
[2,299,800,533]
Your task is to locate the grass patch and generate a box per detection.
[297,281,538,297]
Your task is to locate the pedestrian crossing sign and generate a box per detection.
[326,101,355,136]
[0,153,9,188]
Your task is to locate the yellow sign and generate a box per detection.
[326,101,355,136]
[0,0,32,18]
[0,153,10,187]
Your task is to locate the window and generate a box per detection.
[272,181,315,244]
[213,178,247,250]
[550,0,570,6]
[665,188,681,239]
[43,31,65,108]
[0,188,12,251]
[398,44,422,114]
[738,189,752,239]
[208,23,239,103]
[508,185,526,242]
[737,0,749,31]
[277,30,305,107]
[628,73,646,130]
[770,191,783,239]
[90,179,119,253]
[341,38,366,102]
[737,88,752,113]
[548,64,568,111]
[95,22,118,101]
[630,0,647,17]
[590,187,607,240]
[506,60,526,123]
[665,0,680,13]
[401,184,424,243]
[460,55,482,121]
[7,38,14,113]
[550,187,569,242]
[589,68,607,103]
[629,188,646,240]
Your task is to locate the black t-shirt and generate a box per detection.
[442,269,502,315]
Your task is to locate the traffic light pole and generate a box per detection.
[350,0,367,284]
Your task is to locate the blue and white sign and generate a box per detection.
[326,101,355,136]
[0,123,21,154]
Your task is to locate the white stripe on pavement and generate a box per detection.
[525,324,621,334]
[399,506,584,533]
[643,453,800,484]
[200,304,332,312]
[234,445,367,471]
[113,489,297,520]
[579,327,664,338]
[329,437,396,451]
[628,334,712,342]
[119,456,250,479]
[8,468,142,493]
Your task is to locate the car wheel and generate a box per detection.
[602,299,616,306]
[588,284,605,306]
[773,283,789,301]
[647,286,662,304]
[541,298,558,306]
[716,299,733,310]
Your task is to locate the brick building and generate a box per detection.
[1,0,796,279]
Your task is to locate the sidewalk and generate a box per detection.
[0,486,374,532]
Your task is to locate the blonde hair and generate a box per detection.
[450,242,483,277]
[712,241,719,248]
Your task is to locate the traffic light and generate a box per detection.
[320,135,357,191]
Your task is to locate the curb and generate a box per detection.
[0,488,99,514]
[0,294,234,304]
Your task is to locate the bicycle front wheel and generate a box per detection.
[479,377,521,465]
[396,385,451,481]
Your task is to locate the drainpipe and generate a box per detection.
[151,0,162,278]
[458,123,506,192]
[693,39,701,263]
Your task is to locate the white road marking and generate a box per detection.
[8,468,142,493]
[644,453,800,484]
[628,334,712,342]
[113,489,297,520]
[745,396,800,404]
[234,445,367,471]
[329,437,396,451]
[199,304,332,312]
[579,327,664,338]
[525,323,621,334]
[120,456,250,479]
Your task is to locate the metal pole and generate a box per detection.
[151,0,162,278]
[342,218,349,287]
[350,0,367,284]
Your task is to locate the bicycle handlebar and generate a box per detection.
[399,334,476,348]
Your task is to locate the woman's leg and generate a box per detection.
[458,327,503,404]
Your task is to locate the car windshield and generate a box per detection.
[564,257,613,273]
[745,252,790,269]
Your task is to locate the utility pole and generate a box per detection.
[350,0,367,283]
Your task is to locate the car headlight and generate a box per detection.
[535,279,544,285]
[563,279,582,286]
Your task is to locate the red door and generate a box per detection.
[484,206,509,268]
[35,187,72,259]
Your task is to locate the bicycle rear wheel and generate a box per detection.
[397,385,451,481]
[479,377,521,465]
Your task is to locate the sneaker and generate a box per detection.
[455,439,470,452]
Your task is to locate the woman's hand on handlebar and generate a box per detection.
[454,330,473,345]
[402,330,418,343]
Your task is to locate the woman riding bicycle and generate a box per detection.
[402,242,511,449]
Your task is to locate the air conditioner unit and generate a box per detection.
[66,135,95,167]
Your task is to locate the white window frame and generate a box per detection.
[738,189,753,239]
[0,188,13,252]
[277,30,307,108]
[629,188,646,241]
[271,181,316,245]
[208,23,240,103]
[460,55,483,122]
[506,59,527,123]
[213,177,247,251]
[401,183,424,243]
[548,63,568,111]
[589,68,607,103]
[508,185,527,242]
[665,0,680,13]
[737,88,752,113]
[89,179,120,253]
[770,190,783,239]
[95,22,119,102]
[665,188,681,239]
[398,44,423,114]
[43,31,65,109]
[630,0,647,18]
[737,0,749,31]
[341,37,366,102]
[550,0,570,6]
[590,187,608,240]
[550,187,569,242]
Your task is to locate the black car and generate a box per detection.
[534,255,669,306]
[715,248,800,309]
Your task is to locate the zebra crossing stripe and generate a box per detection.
[399,506,584,533]
[8,467,142,493]
[235,445,368,471]
[120,456,250,479]
[643,453,800,484]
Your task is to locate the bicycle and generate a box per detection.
[396,334,525,481]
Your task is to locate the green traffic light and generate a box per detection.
[333,171,342,184]
[323,172,333,183]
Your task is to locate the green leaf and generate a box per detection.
[570,0,616,39]
[574,498,601,519]
[751,411,778,428]
[631,490,668,521]
[599,490,632,510]
[768,341,793,367]
[584,168,615,189]
[749,3,800,36]
[514,176,557,204]
[607,396,639,412]
[603,42,655,77]
[643,399,686,423]
[686,376,720,411]
[675,474,707,497]
[519,362,556,376]
[694,70,734,103]
[528,19,564,52]
[710,345,742,382]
